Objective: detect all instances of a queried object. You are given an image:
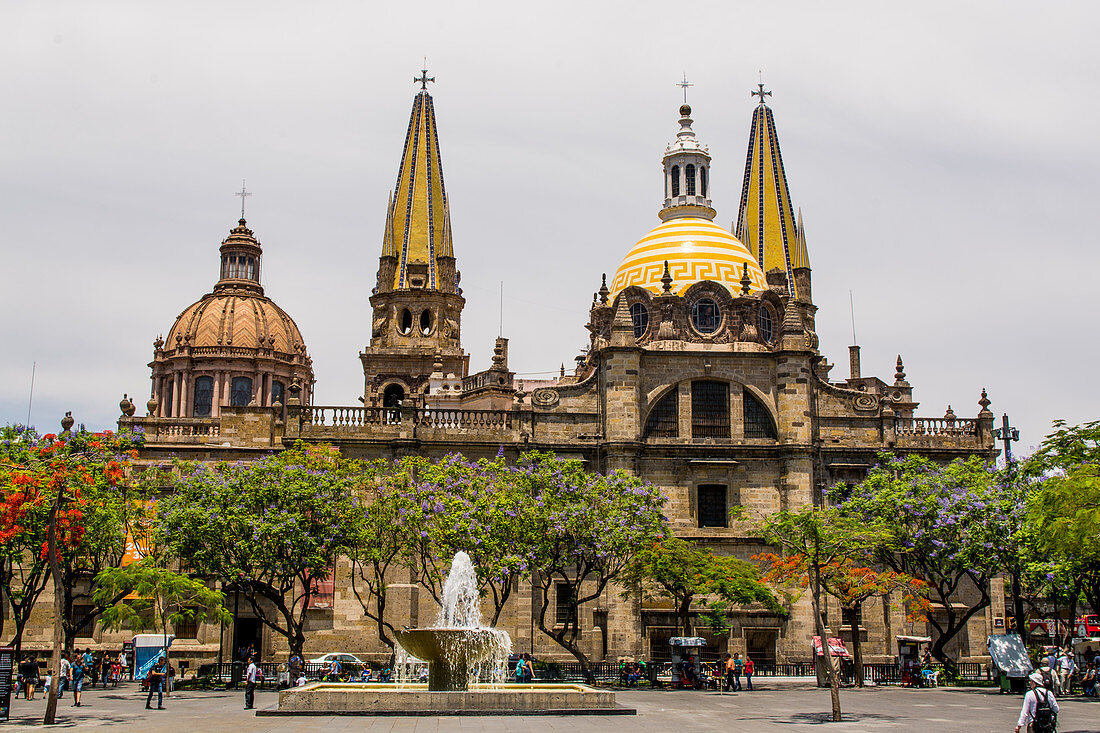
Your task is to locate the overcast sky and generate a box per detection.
[2,1,1096,454]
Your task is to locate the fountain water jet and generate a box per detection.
[394,552,511,691]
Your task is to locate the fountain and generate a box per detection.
[267,552,630,716]
[394,552,511,691]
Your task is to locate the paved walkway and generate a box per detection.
[2,682,1097,731]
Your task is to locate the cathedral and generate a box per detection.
[97,76,1003,669]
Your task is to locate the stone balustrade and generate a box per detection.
[120,416,221,442]
[292,405,516,441]
[894,417,977,436]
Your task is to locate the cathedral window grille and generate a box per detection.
[743,389,778,439]
[758,305,775,343]
[690,298,721,334]
[691,380,730,438]
[629,302,649,339]
[231,376,253,407]
[698,484,728,528]
[670,165,680,197]
[192,376,213,417]
[643,389,678,438]
[685,164,696,196]
[700,166,708,197]
[555,582,574,625]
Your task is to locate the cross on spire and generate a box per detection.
[752,82,772,105]
[677,73,694,104]
[415,68,435,90]
[235,179,252,219]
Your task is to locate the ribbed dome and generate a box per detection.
[610,218,767,298]
[165,292,308,355]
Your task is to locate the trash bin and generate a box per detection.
[231,661,244,689]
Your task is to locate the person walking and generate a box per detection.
[723,653,736,692]
[145,654,166,710]
[19,655,39,700]
[81,648,94,688]
[744,656,755,691]
[1016,670,1058,733]
[731,652,744,691]
[56,652,71,700]
[244,656,261,710]
[70,654,86,707]
[1057,648,1076,695]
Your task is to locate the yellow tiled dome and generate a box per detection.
[610,217,766,298]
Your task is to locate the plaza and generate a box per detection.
[2,682,1097,732]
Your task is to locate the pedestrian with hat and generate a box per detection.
[1016,670,1059,733]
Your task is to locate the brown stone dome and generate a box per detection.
[165,291,308,355]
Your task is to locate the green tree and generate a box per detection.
[833,453,1017,673]
[621,536,781,637]
[93,558,231,665]
[1023,420,1100,622]
[759,506,892,722]
[157,443,364,659]
[517,452,667,678]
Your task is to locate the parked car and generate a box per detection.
[308,653,365,665]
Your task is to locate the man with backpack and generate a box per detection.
[1016,670,1059,733]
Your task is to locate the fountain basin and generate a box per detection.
[263,682,633,716]
[394,627,509,691]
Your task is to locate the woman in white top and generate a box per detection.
[1016,671,1059,733]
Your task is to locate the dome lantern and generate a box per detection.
[660,103,715,222]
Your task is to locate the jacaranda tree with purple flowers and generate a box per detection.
[832,453,1017,673]
[158,442,366,659]
[515,452,667,677]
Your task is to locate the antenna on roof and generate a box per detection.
[26,361,35,429]
[849,290,858,345]
[499,281,503,338]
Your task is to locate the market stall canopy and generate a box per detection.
[669,637,707,647]
[896,635,932,644]
[987,634,1033,677]
[812,636,851,658]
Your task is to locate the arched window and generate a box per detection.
[670,165,680,197]
[758,305,775,343]
[744,389,778,439]
[643,389,678,438]
[231,376,253,407]
[164,381,174,417]
[700,166,708,197]
[691,298,721,334]
[692,381,729,438]
[629,302,649,340]
[685,164,696,196]
[383,384,405,424]
[271,380,285,406]
[420,309,433,335]
[192,376,213,417]
[399,309,413,335]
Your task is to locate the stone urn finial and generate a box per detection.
[120,394,136,417]
[147,394,159,416]
[61,411,75,434]
[287,377,302,406]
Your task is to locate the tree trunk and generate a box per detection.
[811,564,841,722]
[1010,569,1026,640]
[849,602,864,688]
[678,595,692,638]
[43,498,64,725]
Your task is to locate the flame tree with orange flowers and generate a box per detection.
[0,422,144,725]
[755,552,928,687]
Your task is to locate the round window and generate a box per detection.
[398,309,413,335]
[758,305,775,343]
[629,302,649,339]
[691,298,721,334]
[420,309,433,335]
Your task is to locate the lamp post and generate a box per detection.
[991,413,1020,465]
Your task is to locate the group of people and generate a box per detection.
[14,649,125,703]
[618,659,646,686]
[723,652,753,692]
[513,654,535,683]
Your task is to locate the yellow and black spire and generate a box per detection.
[735,83,810,298]
[378,68,455,293]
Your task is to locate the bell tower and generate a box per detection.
[360,71,469,407]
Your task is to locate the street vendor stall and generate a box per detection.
[987,634,1032,694]
[813,636,851,687]
[896,635,932,687]
[669,637,706,689]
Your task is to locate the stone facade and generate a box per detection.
[57,84,1002,670]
